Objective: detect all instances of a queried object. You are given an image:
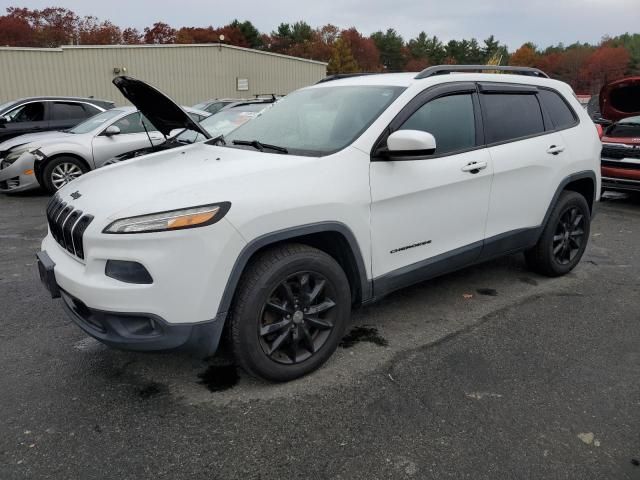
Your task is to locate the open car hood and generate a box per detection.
[112,76,211,139]
[599,76,640,122]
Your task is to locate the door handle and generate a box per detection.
[461,161,487,173]
[547,145,565,155]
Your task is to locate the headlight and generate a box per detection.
[4,146,43,164]
[103,202,231,234]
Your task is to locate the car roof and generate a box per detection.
[5,96,115,105]
[110,105,207,114]
[311,70,570,92]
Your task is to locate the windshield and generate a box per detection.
[607,115,640,137]
[193,101,230,115]
[69,109,125,134]
[176,103,268,144]
[224,85,404,156]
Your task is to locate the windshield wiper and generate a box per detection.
[207,134,226,146]
[232,139,288,154]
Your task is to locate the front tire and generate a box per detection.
[41,156,88,194]
[525,191,591,277]
[230,243,351,382]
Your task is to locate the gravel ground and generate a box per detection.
[1,191,639,479]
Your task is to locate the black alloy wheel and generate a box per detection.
[525,190,591,277]
[230,243,351,382]
[259,272,337,364]
[552,206,586,265]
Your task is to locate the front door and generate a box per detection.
[91,112,164,167]
[370,84,493,292]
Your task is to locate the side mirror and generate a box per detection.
[382,130,437,159]
[0,116,10,125]
[104,125,121,136]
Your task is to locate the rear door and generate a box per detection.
[480,83,568,240]
[48,101,100,131]
[0,101,49,141]
[91,112,164,167]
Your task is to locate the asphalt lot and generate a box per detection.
[1,190,639,479]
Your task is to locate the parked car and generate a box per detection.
[105,99,275,165]
[600,115,640,193]
[0,106,208,193]
[0,96,115,143]
[37,68,600,382]
[192,98,243,115]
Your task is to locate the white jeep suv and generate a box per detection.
[37,68,601,382]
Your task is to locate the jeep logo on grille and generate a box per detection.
[70,191,82,200]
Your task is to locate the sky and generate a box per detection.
[1,0,638,50]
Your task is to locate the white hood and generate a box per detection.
[56,141,316,225]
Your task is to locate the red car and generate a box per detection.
[598,77,640,193]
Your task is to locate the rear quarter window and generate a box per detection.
[538,89,578,130]
[482,93,545,144]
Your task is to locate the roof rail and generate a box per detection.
[415,65,549,80]
[316,73,377,84]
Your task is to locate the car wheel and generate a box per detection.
[525,191,591,277]
[41,156,88,193]
[230,243,351,382]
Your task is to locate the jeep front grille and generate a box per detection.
[46,195,94,260]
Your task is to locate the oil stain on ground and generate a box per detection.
[340,326,389,348]
[138,382,167,399]
[198,364,239,392]
[477,288,499,296]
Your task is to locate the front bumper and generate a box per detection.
[36,249,227,356]
[39,213,245,354]
[602,176,640,192]
[61,289,225,356]
[0,153,40,193]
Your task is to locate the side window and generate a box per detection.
[538,89,577,130]
[6,102,46,123]
[398,94,476,155]
[482,93,545,144]
[50,102,90,121]
[109,113,151,134]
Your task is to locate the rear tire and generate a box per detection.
[230,243,351,382]
[41,156,88,194]
[525,191,590,277]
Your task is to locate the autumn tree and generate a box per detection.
[580,45,631,92]
[608,33,640,73]
[175,26,217,44]
[229,20,262,48]
[121,27,142,44]
[404,57,429,71]
[144,22,176,44]
[285,24,337,62]
[509,43,538,66]
[6,6,78,46]
[341,28,381,71]
[0,14,33,46]
[78,17,121,45]
[327,37,358,74]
